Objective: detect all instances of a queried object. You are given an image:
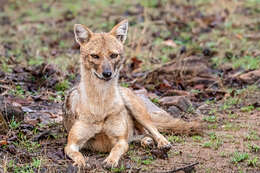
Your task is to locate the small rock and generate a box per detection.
[151,148,168,159]
[0,96,24,122]
[180,46,186,54]
[203,47,211,56]
[24,113,40,126]
[159,96,193,112]
[66,164,78,173]
[125,162,131,169]
[167,106,181,118]
[7,144,16,154]
[239,70,260,84]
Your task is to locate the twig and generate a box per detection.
[163,162,199,173]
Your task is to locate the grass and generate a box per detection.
[248,143,260,153]
[55,80,70,92]
[246,130,260,141]
[192,135,203,142]
[111,165,125,172]
[203,115,217,123]
[13,133,41,152]
[9,117,21,130]
[9,85,26,98]
[223,122,241,131]
[168,135,184,143]
[240,105,255,112]
[141,156,154,165]
[247,157,259,167]
[231,152,249,164]
[7,157,42,173]
[212,55,260,70]
[202,132,223,150]
[232,56,260,70]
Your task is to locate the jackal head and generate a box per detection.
[74,20,128,81]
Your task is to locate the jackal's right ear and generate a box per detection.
[110,20,128,44]
[74,24,93,46]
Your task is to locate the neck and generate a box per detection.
[79,64,118,105]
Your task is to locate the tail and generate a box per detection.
[150,111,203,135]
[133,89,203,135]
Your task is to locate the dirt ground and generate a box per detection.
[0,0,260,172]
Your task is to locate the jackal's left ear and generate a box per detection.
[110,20,128,43]
[74,24,93,46]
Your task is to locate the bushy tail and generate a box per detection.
[132,89,203,135]
[120,87,203,136]
[150,111,203,135]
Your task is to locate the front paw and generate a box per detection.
[157,137,171,151]
[102,157,119,169]
[72,153,86,167]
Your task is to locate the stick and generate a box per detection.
[163,162,199,173]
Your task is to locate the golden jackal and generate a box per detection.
[63,20,201,168]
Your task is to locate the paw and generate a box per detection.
[141,136,154,148]
[102,157,118,169]
[72,153,86,167]
[157,137,171,151]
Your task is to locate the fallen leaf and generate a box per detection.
[0,139,7,146]
[162,40,177,48]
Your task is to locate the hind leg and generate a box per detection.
[141,136,154,148]
[121,88,171,149]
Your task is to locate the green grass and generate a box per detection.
[168,135,184,143]
[221,97,241,111]
[55,80,70,92]
[231,152,249,164]
[241,105,255,112]
[246,130,260,141]
[12,132,41,152]
[247,157,259,167]
[9,85,25,98]
[111,165,125,172]
[0,59,12,73]
[202,132,223,150]
[8,158,42,173]
[223,122,241,131]
[192,135,203,142]
[120,82,129,88]
[9,117,21,130]
[212,56,260,70]
[203,116,217,123]
[232,56,260,70]
[248,143,260,153]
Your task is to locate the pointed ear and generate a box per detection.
[110,20,128,43]
[74,24,93,46]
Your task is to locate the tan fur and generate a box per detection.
[63,20,202,168]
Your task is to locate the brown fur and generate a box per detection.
[63,20,202,168]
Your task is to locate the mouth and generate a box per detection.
[92,70,113,81]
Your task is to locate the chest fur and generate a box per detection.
[77,83,124,123]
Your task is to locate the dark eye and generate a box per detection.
[110,53,118,59]
[90,54,99,59]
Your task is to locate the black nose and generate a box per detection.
[102,71,112,78]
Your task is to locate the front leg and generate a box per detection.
[103,138,128,168]
[103,109,132,168]
[120,88,171,149]
[65,121,101,167]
